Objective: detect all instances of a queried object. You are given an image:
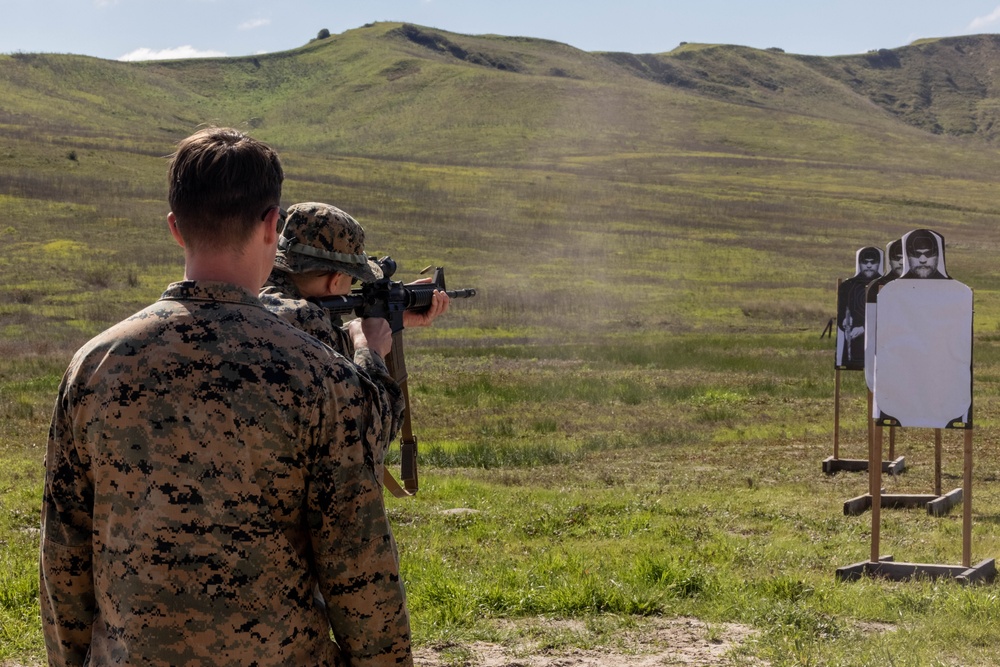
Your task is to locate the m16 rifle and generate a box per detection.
[314,257,476,497]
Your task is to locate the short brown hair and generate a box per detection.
[167,127,283,252]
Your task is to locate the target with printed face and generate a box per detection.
[872,230,971,429]
[835,246,883,370]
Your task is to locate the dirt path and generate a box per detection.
[413,617,765,666]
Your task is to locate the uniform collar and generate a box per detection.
[159,280,264,307]
[260,269,303,299]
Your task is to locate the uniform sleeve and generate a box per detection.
[352,347,404,467]
[39,374,97,667]
[260,290,345,352]
[293,304,343,350]
[318,318,404,458]
[307,371,412,667]
[337,318,404,476]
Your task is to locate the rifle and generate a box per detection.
[313,257,477,497]
[842,307,853,363]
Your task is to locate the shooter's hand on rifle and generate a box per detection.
[402,277,450,328]
[348,317,392,359]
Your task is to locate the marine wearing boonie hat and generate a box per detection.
[273,202,383,282]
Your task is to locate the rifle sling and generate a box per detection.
[398,378,419,494]
[382,396,417,498]
[382,381,417,498]
[385,337,418,497]
[383,469,413,498]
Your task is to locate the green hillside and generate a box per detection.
[804,35,1000,139]
[4,22,1000,348]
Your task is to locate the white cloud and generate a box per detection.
[968,6,1000,31]
[239,18,271,31]
[118,46,228,61]
[94,0,120,6]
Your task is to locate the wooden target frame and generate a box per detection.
[836,246,993,583]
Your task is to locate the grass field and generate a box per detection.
[8,332,1000,665]
[7,24,1000,666]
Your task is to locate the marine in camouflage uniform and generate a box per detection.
[259,202,407,477]
[39,128,412,666]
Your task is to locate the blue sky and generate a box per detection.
[3,0,1000,61]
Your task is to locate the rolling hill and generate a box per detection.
[3,22,1000,343]
[5,24,1000,160]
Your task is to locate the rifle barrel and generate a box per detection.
[313,285,476,317]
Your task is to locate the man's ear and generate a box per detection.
[262,206,281,245]
[167,212,185,248]
[324,272,342,294]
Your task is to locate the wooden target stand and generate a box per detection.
[823,368,905,476]
[836,422,995,584]
[842,422,961,517]
[836,268,996,584]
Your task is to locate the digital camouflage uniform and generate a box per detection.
[259,203,405,476]
[40,281,412,667]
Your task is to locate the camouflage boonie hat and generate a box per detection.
[273,202,382,282]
